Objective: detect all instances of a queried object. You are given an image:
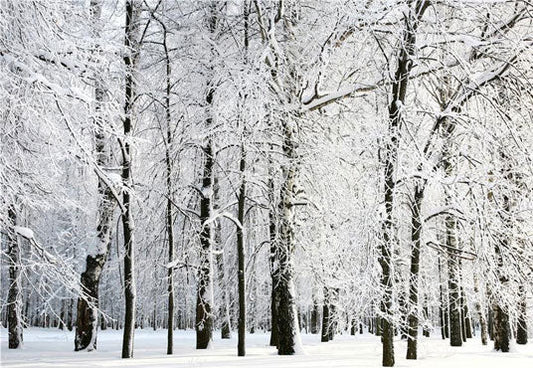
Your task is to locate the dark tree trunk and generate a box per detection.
[445,214,462,347]
[195,4,217,351]
[460,287,472,339]
[121,0,139,358]
[493,304,510,352]
[74,0,115,352]
[75,252,109,351]
[439,305,445,340]
[422,298,430,337]
[236,4,249,355]
[67,298,74,331]
[493,192,511,353]
[516,285,528,345]
[488,307,494,341]
[310,301,319,334]
[59,299,66,330]
[473,275,488,345]
[7,206,23,349]
[376,316,382,336]
[438,253,447,340]
[216,249,231,339]
[275,118,301,356]
[327,303,336,341]
[236,144,246,356]
[380,1,429,364]
[321,288,330,343]
[460,289,467,342]
[516,300,528,344]
[196,137,214,349]
[406,184,424,359]
[381,136,396,366]
[441,118,462,347]
[213,175,231,340]
[161,22,175,356]
[268,172,279,347]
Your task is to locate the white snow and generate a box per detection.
[1,328,532,367]
[14,226,34,239]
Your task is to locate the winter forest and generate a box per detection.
[1,0,532,367]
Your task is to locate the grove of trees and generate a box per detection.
[1,0,532,366]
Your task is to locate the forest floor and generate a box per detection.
[1,328,532,367]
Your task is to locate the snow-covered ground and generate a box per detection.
[1,328,532,367]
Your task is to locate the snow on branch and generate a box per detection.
[14,226,34,240]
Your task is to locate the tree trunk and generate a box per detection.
[488,306,494,341]
[7,206,23,349]
[216,244,231,339]
[161,22,175,356]
[237,144,246,356]
[321,287,330,342]
[195,4,217,351]
[67,298,74,331]
[310,300,319,334]
[376,316,383,336]
[196,137,214,349]
[460,286,472,339]
[445,214,462,347]
[381,121,396,366]
[406,184,424,359]
[422,301,430,337]
[268,171,279,347]
[440,116,462,348]
[236,4,249,355]
[493,303,510,352]
[438,251,447,340]
[121,0,139,358]
[214,177,231,339]
[380,1,429,363]
[74,0,116,352]
[327,296,337,341]
[473,274,488,345]
[275,119,301,355]
[516,284,528,345]
[493,191,511,352]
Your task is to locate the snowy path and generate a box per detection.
[1,328,532,367]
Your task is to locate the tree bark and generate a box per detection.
[491,175,511,353]
[216,243,231,340]
[121,0,139,358]
[493,303,510,352]
[276,119,301,355]
[321,287,330,342]
[214,178,231,340]
[237,144,246,356]
[196,136,214,349]
[236,4,249,356]
[310,300,319,334]
[195,3,217,350]
[74,0,116,352]
[473,274,488,345]
[381,1,429,364]
[268,170,279,347]
[439,116,463,348]
[7,206,23,349]
[406,184,424,359]
[445,214,462,347]
[516,284,528,345]
[164,27,175,355]
[460,286,472,339]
